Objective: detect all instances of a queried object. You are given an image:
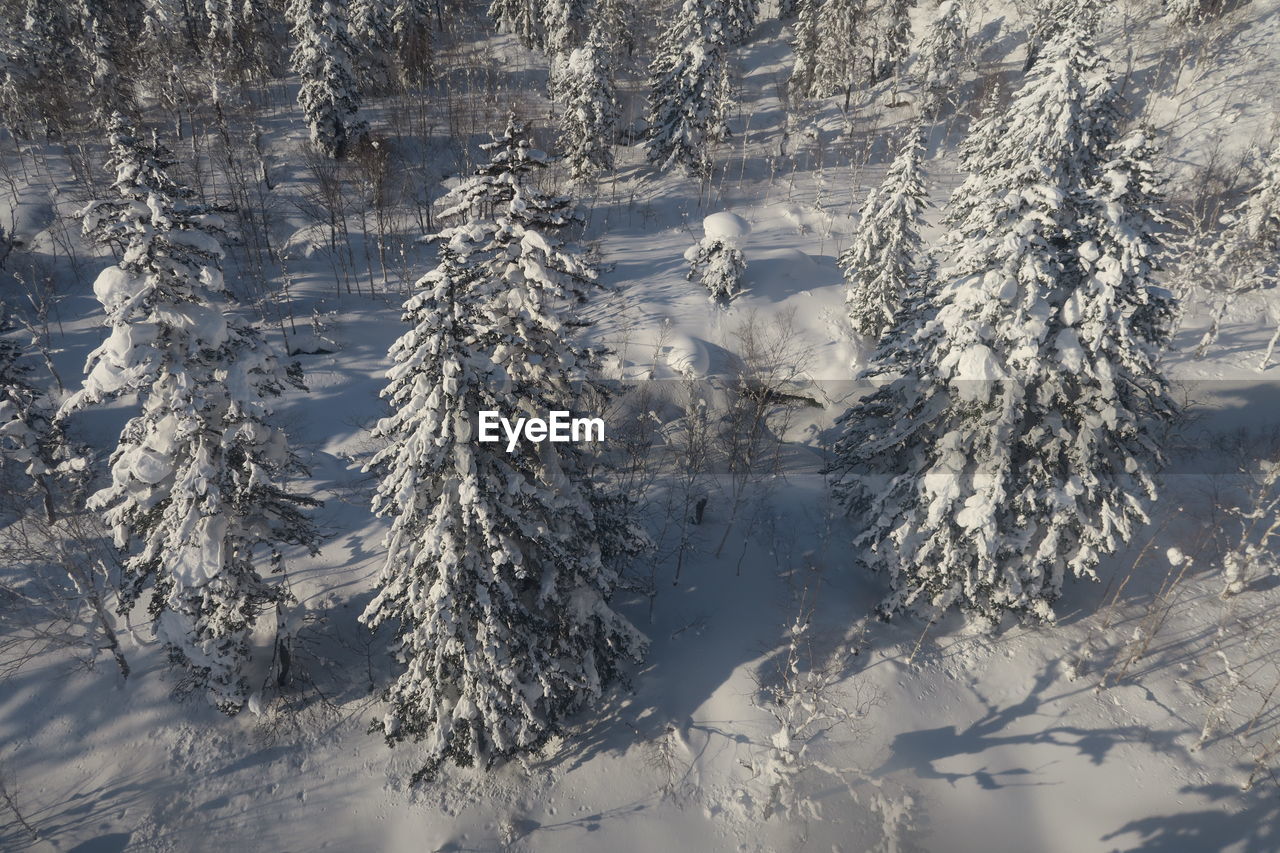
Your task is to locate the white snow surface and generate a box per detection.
[701,210,752,242]
[5,2,1280,852]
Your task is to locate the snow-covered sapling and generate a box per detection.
[686,212,750,301]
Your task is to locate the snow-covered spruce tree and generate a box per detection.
[290,0,366,158]
[545,0,588,57]
[0,336,53,498]
[1023,0,1102,72]
[779,0,801,19]
[588,0,638,62]
[840,124,927,339]
[915,0,967,116]
[726,0,761,45]
[489,0,544,50]
[1083,126,1179,354]
[25,0,76,75]
[61,118,319,712]
[200,0,275,75]
[873,0,914,83]
[810,0,867,106]
[686,234,746,301]
[644,0,734,177]
[16,0,79,130]
[204,0,235,52]
[789,0,822,100]
[390,0,433,86]
[362,117,647,781]
[79,0,134,122]
[1164,0,1205,25]
[828,26,1178,622]
[556,37,619,182]
[350,0,396,94]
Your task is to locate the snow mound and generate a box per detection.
[702,212,750,243]
[0,190,55,245]
[280,224,331,260]
[770,248,818,278]
[661,332,710,378]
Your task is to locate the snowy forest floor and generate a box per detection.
[4,0,1280,851]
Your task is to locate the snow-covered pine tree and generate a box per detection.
[644,0,734,177]
[872,0,914,83]
[61,117,319,712]
[79,0,134,122]
[588,0,638,61]
[556,37,619,182]
[840,123,927,338]
[828,25,1178,623]
[22,0,79,95]
[489,0,544,50]
[810,0,866,106]
[1164,0,1205,24]
[779,0,801,19]
[361,116,647,780]
[726,0,761,45]
[915,0,967,116]
[544,0,588,57]
[1023,0,1102,72]
[350,0,396,94]
[789,0,822,100]
[686,234,746,301]
[290,0,365,158]
[390,0,433,86]
[0,336,53,494]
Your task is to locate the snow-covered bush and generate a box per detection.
[828,25,1178,622]
[1194,142,1280,362]
[686,236,746,300]
[685,211,749,301]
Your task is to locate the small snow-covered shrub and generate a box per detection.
[685,235,746,301]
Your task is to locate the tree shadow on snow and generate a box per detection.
[1101,780,1280,853]
[876,661,1188,791]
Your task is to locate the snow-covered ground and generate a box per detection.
[4,1,1280,851]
